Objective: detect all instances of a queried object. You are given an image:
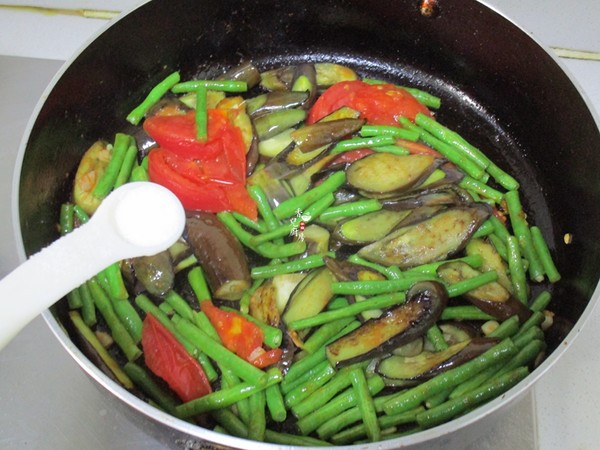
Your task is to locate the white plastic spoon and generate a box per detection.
[0,182,185,350]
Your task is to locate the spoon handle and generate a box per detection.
[0,219,119,349]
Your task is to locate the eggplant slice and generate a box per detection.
[185,212,251,301]
[358,204,491,268]
[326,281,448,367]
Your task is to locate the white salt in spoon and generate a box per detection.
[0,182,185,350]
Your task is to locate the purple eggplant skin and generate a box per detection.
[291,63,318,109]
[130,250,175,297]
[218,60,261,88]
[185,212,251,301]
[324,256,385,282]
[326,281,448,368]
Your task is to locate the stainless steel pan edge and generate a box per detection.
[11,0,600,448]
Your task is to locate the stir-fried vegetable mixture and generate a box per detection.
[62,60,560,445]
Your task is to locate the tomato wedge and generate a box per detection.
[144,107,257,219]
[307,80,431,126]
[143,110,230,160]
[200,300,281,368]
[141,313,212,402]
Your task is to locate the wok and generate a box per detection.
[14,0,600,448]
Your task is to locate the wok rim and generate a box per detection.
[10,0,600,447]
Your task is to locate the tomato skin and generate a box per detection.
[148,149,232,212]
[307,80,431,126]
[250,348,283,369]
[143,110,230,160]
[141,313,212,402]
[200,300,264,361]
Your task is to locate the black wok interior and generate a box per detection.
[19,0,600,363]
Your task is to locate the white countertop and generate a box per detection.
[1,1,599,449]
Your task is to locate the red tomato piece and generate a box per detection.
[307,80,431,126]
[143,110,230,160]
[249,348,283,369]
[328,148,374,166]
[148,148,230,211]
[141,313,212,402]
[200,300,264,362]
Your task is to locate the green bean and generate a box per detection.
[488,315,520,339]
[331,276,436,296]
[506,235,529,304]
[195,85,208,141]
[123,362,178,414]
[291,365,359,419]
[231,211,268,233]
[247,184,281,230]
[219,364,250,424]
[175,368,281,419]
[458,176,504,203]
[514,311,545,339]
[272,171,346,220]
[211,408,248,438]
[187,266,212,303]
[330,136,397,154]
[164,291,195,322]
[171,79,248,93]
[414,113,489,170]
[265,384,287,423]
[282,347,327,389]
[406,254,483,276]
[530,290,552,312]
[349,368,381,442]
[362,78,441,108]
[264,429,330,447]
[505,190,545,282]
[513,326,543,349]
[69,310,133,389]
[302,315,356,355]
[103,262,128,300]
[111,298,143,343]
[383,338,517,416]
[79,281,97,326]
[251,253,332,279]
[298,375,386,436]
[66,286,83,310]
[425,389,453,409]
[88,279,141,361]
[440,305,495,321]
[114,144,138,188]
[126,71,181,125]
[247,390,267,441]
[194,310,220,341]
[347,254,402,279]
[284,361,336,409]
[281,359,331,396]
[59,203,74,235]
[369,144,411,156]
[287,292,406,331]
[175,317,266,384]
[398,117,485,180]
[530,226,561,283]
[93,133,133,199]
[426,325,449,351]
[359,125,420,142]
[486,162,520,191]
[217,211,307,258]
[489,215,511,243]
[221,306,283,348]
[415,367,528,428]
[129,163,149,182]
[73,204,90,223]
[472,218,495,238]
[488,233,509,261]
[445,270,498,297]
[319,199,382,223]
